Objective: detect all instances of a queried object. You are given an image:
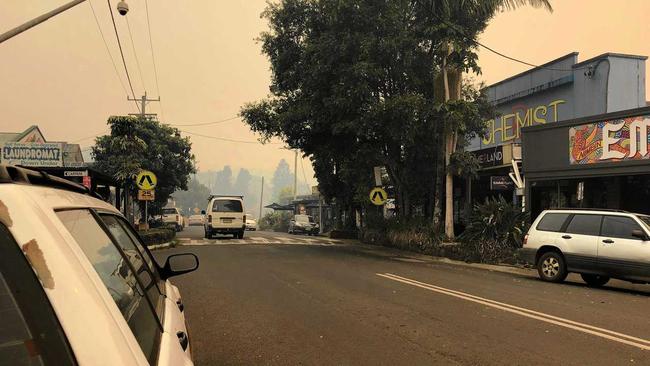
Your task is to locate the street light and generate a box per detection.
[0,0,130,45]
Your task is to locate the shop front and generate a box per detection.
[523,106,650,218]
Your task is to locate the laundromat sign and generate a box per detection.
[569,115,650,164]
[1,142,64,167]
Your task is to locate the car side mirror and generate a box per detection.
[162,253,199,279]
[631,230,648,240]
[201,210,206,215]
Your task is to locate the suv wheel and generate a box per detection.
[537,251,568,283]
[581,273,610,287]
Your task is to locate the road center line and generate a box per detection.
[377,273,650,351]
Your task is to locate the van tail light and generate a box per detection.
[208,215,212,223]
[176,215,179,221]
[523,234,529,246]
[243,214,246,222]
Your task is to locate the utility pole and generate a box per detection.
[293,150,298,200]
[128,91,160,120]
[258,176,264,222]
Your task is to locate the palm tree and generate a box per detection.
[430,0,553,240]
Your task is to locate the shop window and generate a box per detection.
[565,214,602,236]
[536,213,570,232]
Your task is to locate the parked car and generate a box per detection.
[188,214,205,226]
[288,214,319,235]
[520,208,650,286]
[245,214,257,231]
[204,195,246,239]
[161,207,184,232]
[0,164,197,365]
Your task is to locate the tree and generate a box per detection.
[427,0,552,238]
[271,159,293,201]
[214,166,233,194]
[173,177,211,214]
[92,116,196,216]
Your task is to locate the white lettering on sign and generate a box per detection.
[629,118,650,157]
[601,122,625,160]
[1,142,63,167]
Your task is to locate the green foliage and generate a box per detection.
[173,177,211,214]
[448,150,481,179]
[363,215,443,254]
[259,211,293,232]
[460,196,530,262]
[138,228,176,246]
[92,116,196,215]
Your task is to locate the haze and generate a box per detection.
[1,0,648,182]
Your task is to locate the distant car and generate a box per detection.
[288,214,319,235]
[245,216,257,231]
[0,164,197,365]
[188,214,205,226]
[161,207,184,232]
[204,195,246,239]
[520,209,650,286]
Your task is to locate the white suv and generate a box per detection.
[161,207,184,232]
[203,195,246,239]
[520,209,650,286]
[0,164,197,365]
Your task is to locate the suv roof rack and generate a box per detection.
[548,207,628,213]
[207,194,243,200]
[0,164,101,199]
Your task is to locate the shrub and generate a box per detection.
[139,228,176,246]
[259,211,292,232]
[459,197,529,263]
[361,216,443,255]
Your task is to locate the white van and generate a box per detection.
[203,195,246,239]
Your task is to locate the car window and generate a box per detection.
[295,215,312,223]
[637,215,650,231]
[565,214,602,236]
[99,214,165,313]
[536,213,570,232]
[0,223,74,366]
[56,209,161,364]
[162,208,176,215]
[601,216,644,240]
[212,200,243,212]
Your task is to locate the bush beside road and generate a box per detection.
[139,227,176,246]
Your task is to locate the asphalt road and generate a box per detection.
[156,231,650,365]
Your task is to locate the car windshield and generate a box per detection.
[212,199,243,212]
[295,215,313,223]
[162,208,176,215]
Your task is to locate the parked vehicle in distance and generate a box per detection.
[520,208,650,286]
[0,164,197,365]
[161,207,184,232]
[288,214,319,235]
[245,214,257,231]
[188,214,205,226]
[204,195,246,239]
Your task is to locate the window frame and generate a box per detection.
[54,208,163,364]
[0,222,76,365]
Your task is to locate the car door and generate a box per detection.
[598,215,650,281]
[555,214,602,273]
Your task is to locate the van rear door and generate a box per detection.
[211,199,244,228]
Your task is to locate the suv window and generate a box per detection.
[99,214,164,315]
[295,215,313,223]
[162,208,176,215]
[0,223,74,365]
[56,209,161,363]
[565,214,602,236]
[536,213,570,232]
[212,200,243,212]
[601,215,644,240]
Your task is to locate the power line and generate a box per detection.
[70,129,109,143]
[107,0,140,112]
[125,15,146,92]
[169,116,240,127]
[144,0,164,121]
[179,130,281,144]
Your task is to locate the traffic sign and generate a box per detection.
[136,170,157,190]
[369,187,388,206]
[138,189,155,201]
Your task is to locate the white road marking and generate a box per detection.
[178,236,342,246]
[378,273,650,351]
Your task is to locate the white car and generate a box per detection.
[0,164,197,365]
[245,215,257,231]
[187,214,204,226]
[520,209,650,286]
[161,207,184,232]
[204,195,246,239]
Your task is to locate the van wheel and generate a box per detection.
[537,251,568,283]
[581,274,610,287]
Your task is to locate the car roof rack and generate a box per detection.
[0,164,102,199]
[548,207,628,213]
[207,194,243,200]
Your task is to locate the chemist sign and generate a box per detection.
[1,142,64,167]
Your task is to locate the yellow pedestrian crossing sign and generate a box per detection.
[136,170,157,190]
[369,187,388,206]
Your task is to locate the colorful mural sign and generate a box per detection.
[569,115,650,164]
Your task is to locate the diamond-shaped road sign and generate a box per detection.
[136,170,157,190]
